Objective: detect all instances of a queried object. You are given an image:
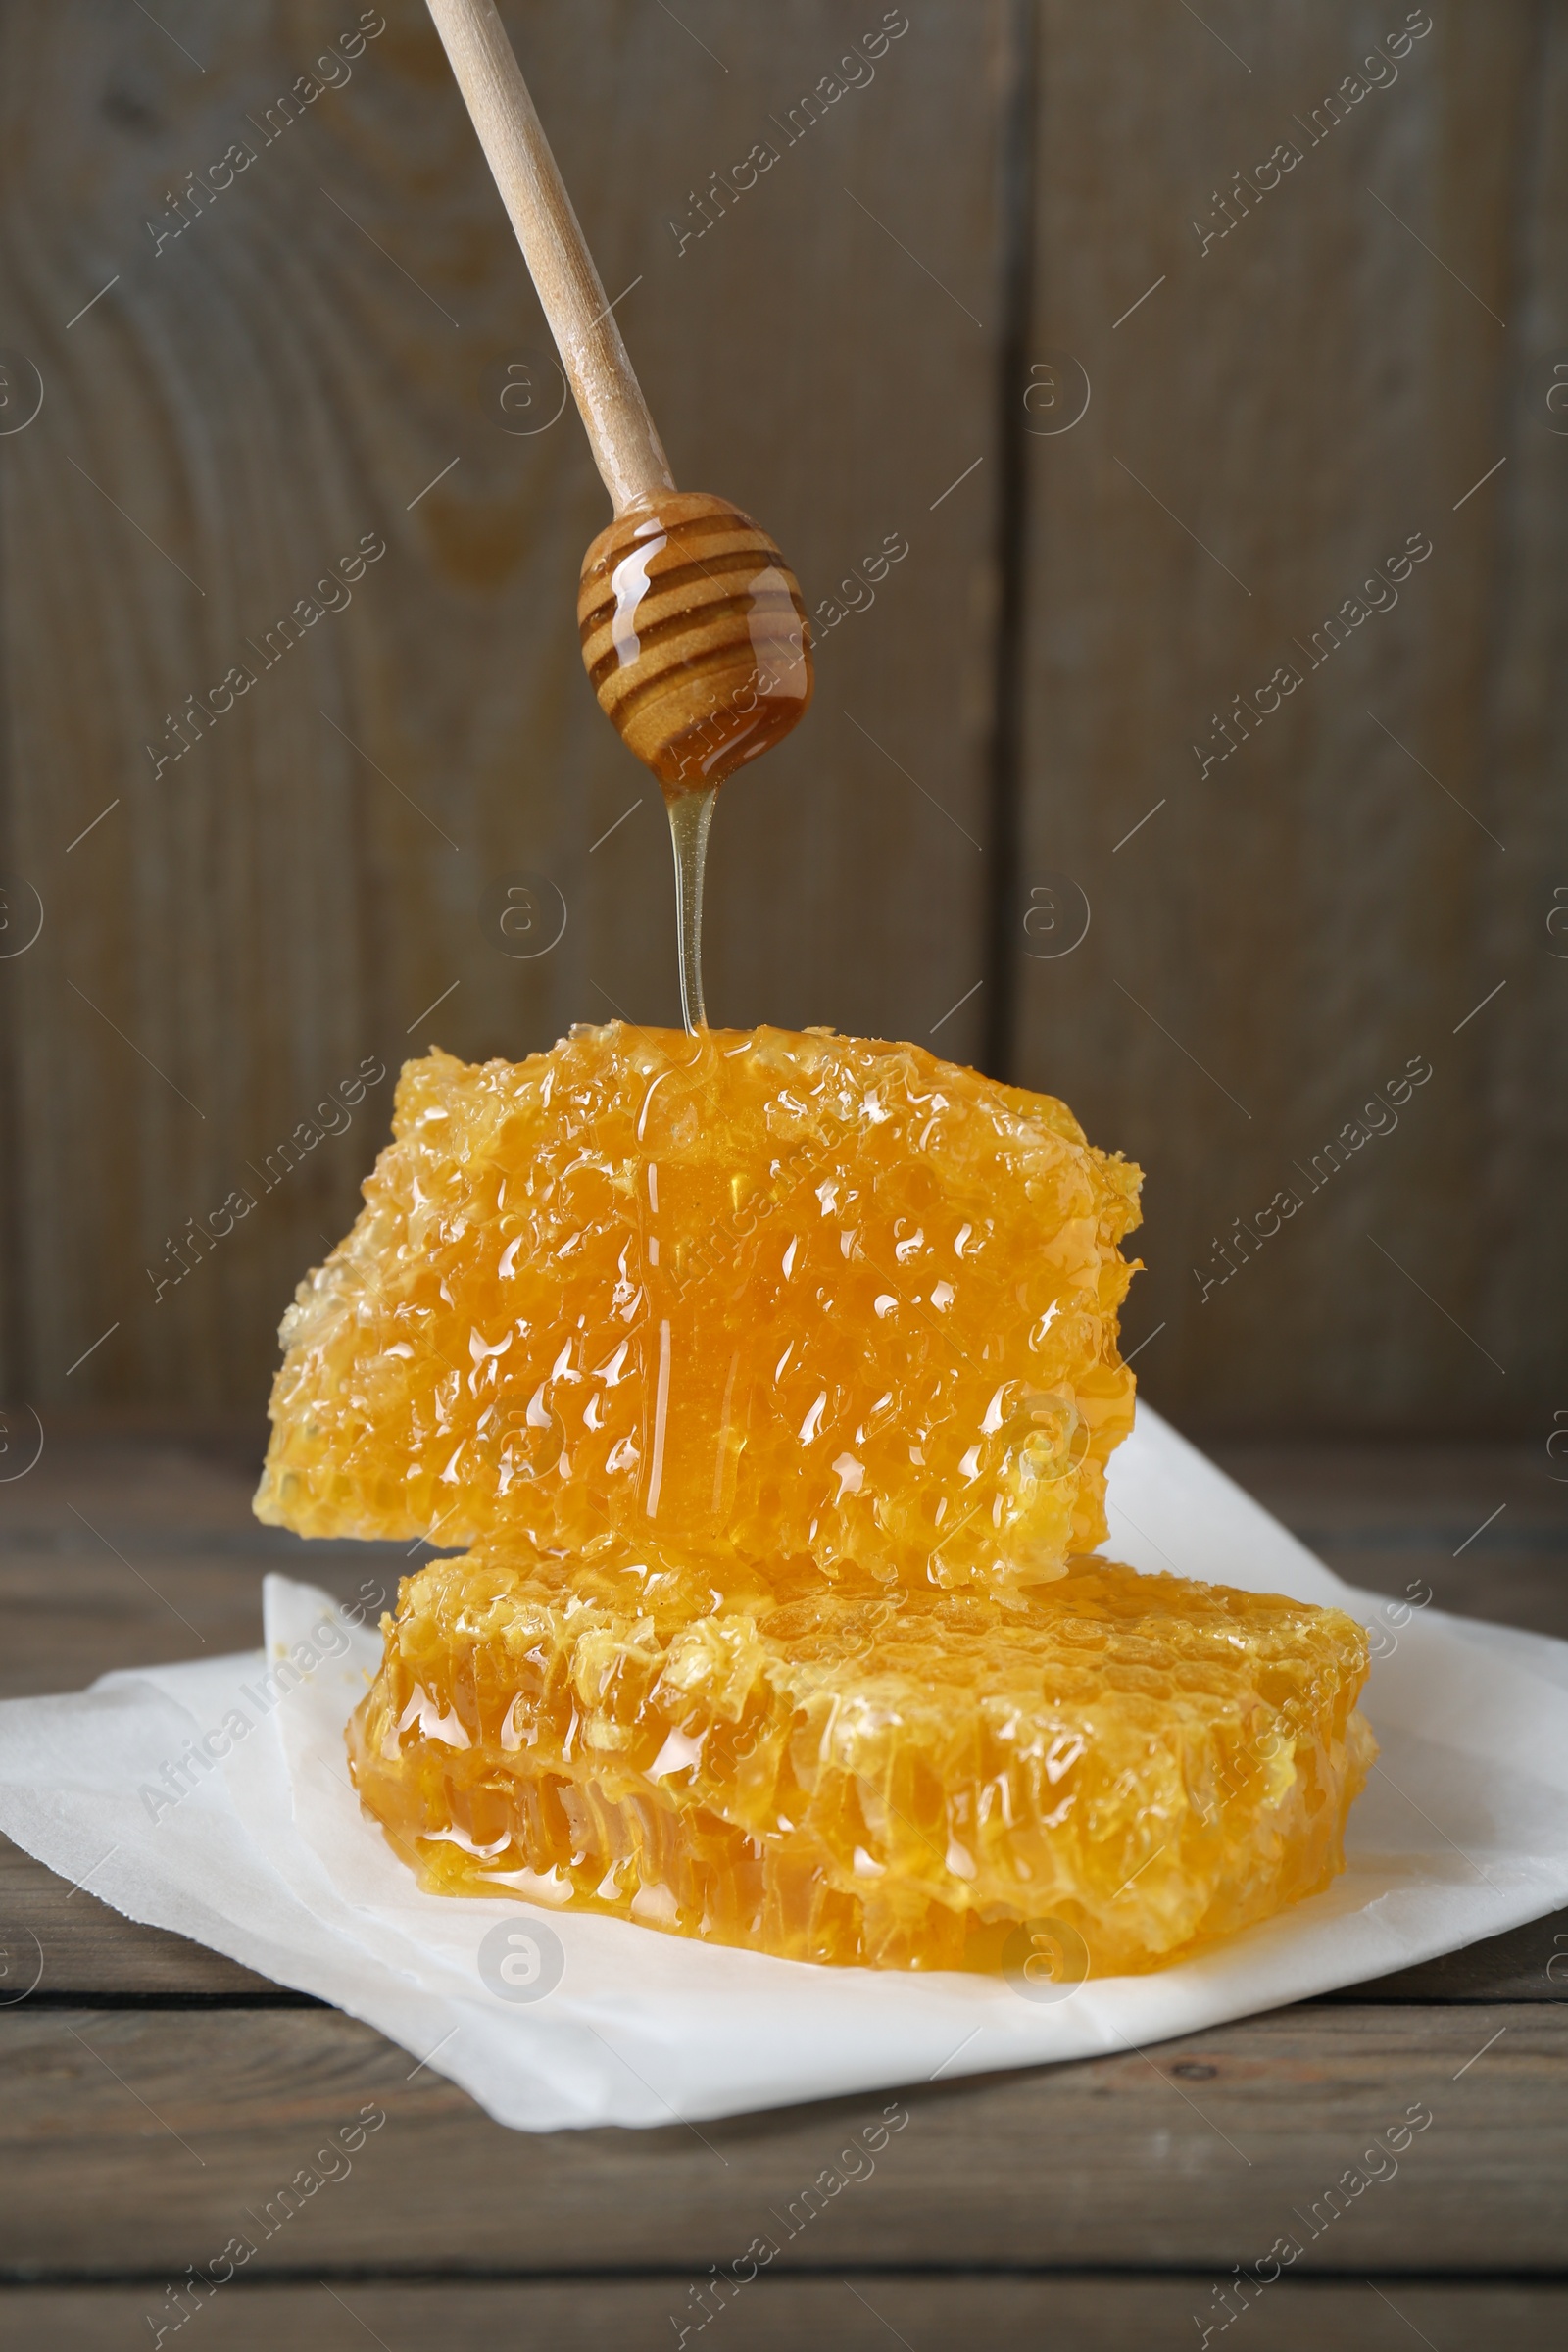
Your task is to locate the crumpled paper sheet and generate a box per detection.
[1,1406,1564,2132]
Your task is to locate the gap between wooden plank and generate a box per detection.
[980,0,1038,1081]
[5,2261,1568,2285]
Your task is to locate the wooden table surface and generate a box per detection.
[1,1431,1564,2350]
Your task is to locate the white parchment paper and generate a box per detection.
[1,1406,1564,2132]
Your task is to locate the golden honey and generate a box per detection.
[257,1023,1374,1972]
[256,1024,1144,1596]
[577,492,812,797]
[347,1537,1373,1972]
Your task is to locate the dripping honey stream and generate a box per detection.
[576,488,816,1034]
[666,784,715,1033]
[423,7,814,1033]
[251,1,1388,1989]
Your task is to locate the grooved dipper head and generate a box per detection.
[578,491,813,796]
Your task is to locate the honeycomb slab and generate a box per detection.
[259,1020,1374,1972]
[348,1538,1375,1973]
[256,1024,1144,1595]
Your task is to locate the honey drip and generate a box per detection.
[255,1024,1376,1973]
[577,492,813,801]
[666,785,714,1034]
[576,490,814,1034]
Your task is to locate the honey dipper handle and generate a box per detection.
[425,0,676,514]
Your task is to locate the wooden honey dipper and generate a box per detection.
[425,0,815,1028]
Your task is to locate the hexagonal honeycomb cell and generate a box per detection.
[347,1536,1375,1973]
[255,1023,1144,1596]
[257,1021,1374,1972]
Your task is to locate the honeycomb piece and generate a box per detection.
[348,1538,1375,1973]
[256,1025,1143,1595]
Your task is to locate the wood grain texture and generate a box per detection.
[0,1433,1564,2311]
[1,2,1560,1436]
[7,1830,1562,2006]
[9,1427,1560,1684]
[5,1433,1563,1991]
[0,1839,301,1997]
[424,0,678,512]
[6,2278,1568,2352]
[0,2003,1563,2274]
[1214,1437,1568,1641]
[0,0,1010,1416]
[0,1426,416,1697]
[1012,0,1565,1434]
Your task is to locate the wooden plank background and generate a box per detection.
[5,2281,1566,2352]
[1015,0,1568,1437]
[2,1433,1566,2346]
[3,2000,1564,2277]
[0,0,1561,1438]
